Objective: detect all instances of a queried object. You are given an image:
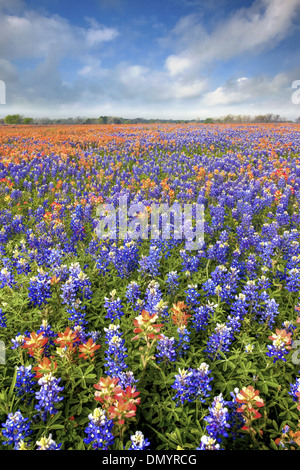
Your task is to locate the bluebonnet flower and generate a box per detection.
[259,297,279,329]
[185,284,201,309]
[172,363,213,405]
[0,226,10,246]
[52,264,69,283]
[266,328,292,363]
[205,323,233,360]
[0,267,16,289]
[70,205,86,241]
[257,240,277,269]
[281,229,300,257]
[60,278,77,305]
[203,265,240,302]
[125,281,141,309]
[138,245,161,277]
[221,266,241,301]
[166,271,180,295]
[143,280,163,315]
[192,303,216,332]
[28,269,52,307]
[60,263,93,305]
[224,293,248,338]
[209,204,225,232]
[180,250,200,274]
[225,314,244,336]
[207,233,229,264]
[177,324,191,355]
[46,248,64,269]
[285,240,300,260]
[129,431,150,450]
[257,275,271,291]
[104,290,124,321]
[103,323,128,377]
[0,307,7,327]
[117,370,138,389]
[36,319,57,353]
[204,393,231,443]
[245,344,254,354]
[66,300,88,328]
[154,299,169,318]
[36,434,62,450]
[14,257,31,275]
[285,268,300,292]
[245,254,258,279]
[35,373,64,416]
[282,321,296,336]
[230,293,248,318]
[197,435,222,450]
[87,330,101,343]
[155,334,177,364]
[261,221,280,240]
[15,365,36,399]
[112,240,140,278]
[1,410,32,448]
[86,236,101,258]
[69,264,93,300]
[74,324,88,343]
[276,209,290,227]
[289,378,300,406]
[83,408,115,450]
[11,332,27,350]
[242,280,261,317]
[95,250,111,276]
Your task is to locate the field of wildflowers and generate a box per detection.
[0,122,300,450]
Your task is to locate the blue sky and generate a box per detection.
[0,0,300,119]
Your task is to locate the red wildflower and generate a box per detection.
[22,332,48,358]
[94,376,123,404]
[171,301,190,326]
[54,327,80,349]
[78,338,100,360]
[33,356,57,378]
[132,310,163,341]
[107,386,140,425]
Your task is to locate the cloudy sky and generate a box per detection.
[0,0,300,120]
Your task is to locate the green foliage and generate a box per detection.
[4,114,23,124]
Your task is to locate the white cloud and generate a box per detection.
[85,26,119,47]
[0,9,119,60]
[164,0,300,78]
[170,79,207,99]
[165,55,192,76]
[201,70,299,113]
[0,58,18,82]
[0,0,300,120]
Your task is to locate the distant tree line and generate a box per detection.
[0,113,299,125]
[203,113,297,124]
[0,114,191,125]
[2,114,34,124]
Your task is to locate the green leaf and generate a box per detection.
[272,420,278,431]
[8,366,18,399]
[270,439,278,450]
[49,424,65,430]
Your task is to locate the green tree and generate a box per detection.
[99,116,108,124]
[23,117,33,124]
[4,114,23,124]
